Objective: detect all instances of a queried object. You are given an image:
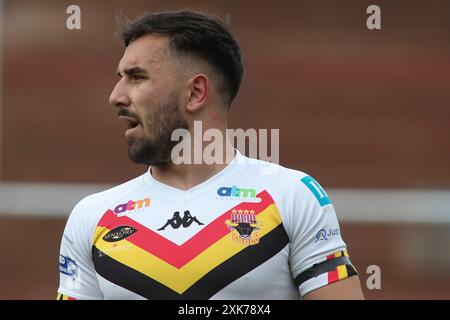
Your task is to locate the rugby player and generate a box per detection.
[57,10,364,300]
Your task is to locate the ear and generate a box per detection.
[186,74,209,113]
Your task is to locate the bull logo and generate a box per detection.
[225,210,262,245]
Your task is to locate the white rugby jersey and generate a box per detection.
[57,151,357,300]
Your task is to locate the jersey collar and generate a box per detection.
[143,149,243,199]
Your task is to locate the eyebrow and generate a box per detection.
[116,66,148,77]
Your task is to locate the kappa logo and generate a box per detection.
[158,210,204,231]
[103,226,137,242]
[225,210,262,245]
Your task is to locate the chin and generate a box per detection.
[127,144,170,167]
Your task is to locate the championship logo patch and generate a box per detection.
[225,209,262,245]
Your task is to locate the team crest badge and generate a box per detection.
[225,209,262,245]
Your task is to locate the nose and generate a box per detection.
[109,79,131,108]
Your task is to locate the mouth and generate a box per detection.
[119,116,141,135]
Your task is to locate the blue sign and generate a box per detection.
[301,176,331,207]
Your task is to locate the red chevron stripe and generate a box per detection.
[328,269,339,284]
[96,190,274,268]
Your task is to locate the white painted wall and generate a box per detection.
[0,183,449,223]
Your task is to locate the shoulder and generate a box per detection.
[232,154,334,232]
[68,172,148,224]
[233,154,326,202]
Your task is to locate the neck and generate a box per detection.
[151,130,235,191]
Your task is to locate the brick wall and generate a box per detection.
[1,0,449,299]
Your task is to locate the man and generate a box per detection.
[57,10,364,300]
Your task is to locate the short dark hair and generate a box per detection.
[118,10,244,107]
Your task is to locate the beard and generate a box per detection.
[127,94,188,167]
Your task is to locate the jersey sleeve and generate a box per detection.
[57,197,104,300]
[288,175,358,298]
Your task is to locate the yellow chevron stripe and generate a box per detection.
[337,264,348,279]
[94,204,282,293]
